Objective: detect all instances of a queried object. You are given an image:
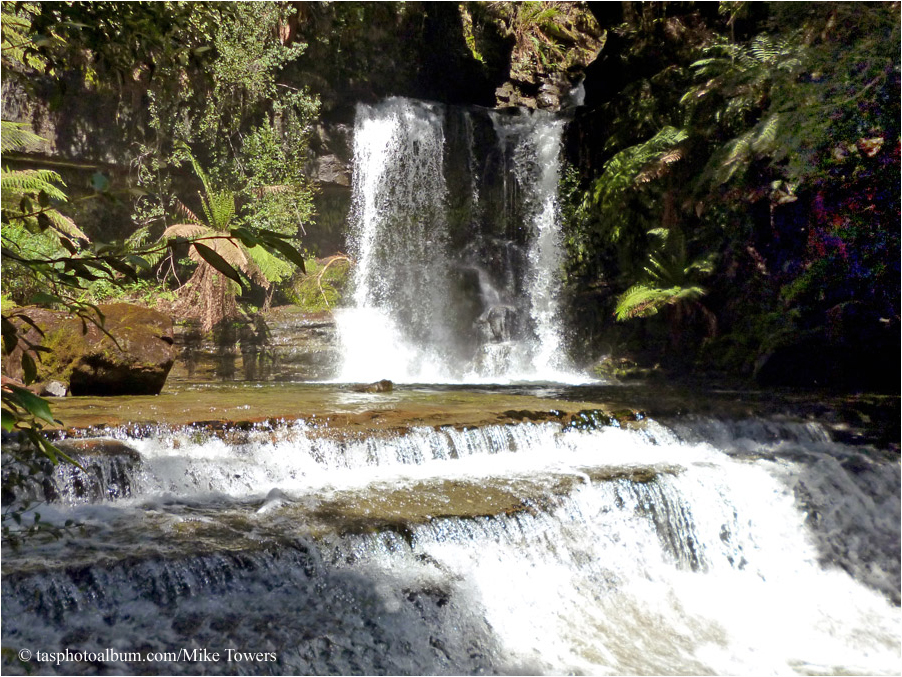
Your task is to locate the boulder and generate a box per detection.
[3,303,175,396]
[350,379,394,393]
[40,380,68,398]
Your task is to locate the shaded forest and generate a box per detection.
[2,1,899,393]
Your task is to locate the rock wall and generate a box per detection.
[169,307,340,383]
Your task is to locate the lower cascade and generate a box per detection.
[336,97,583,384]
[3,404,899,675]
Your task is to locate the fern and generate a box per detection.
[1,121,46,153]
[200,189,236,231]
[615,283,707,321]
[45,211,88,242]
[245,242,293,285]
[125,225,166,266]
[0,122,88,248]
[590,126,688,241]
[615,224,714,326]
[0,169,68,203]
[0,3,49,71]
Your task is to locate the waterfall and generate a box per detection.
[488,110,569,378]
[335,98,585,384]
[336,99,456,382]
[3,412,899,675]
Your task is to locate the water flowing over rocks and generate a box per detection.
[3,385,899,676]
[336,97,584,383]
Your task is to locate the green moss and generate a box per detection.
[1,293,17,313]
[38,325,86,383]
[285,257,352,312]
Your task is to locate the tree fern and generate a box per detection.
[1,169,68,204]
[614,224,715,332]
[245,243,293,284]
[589,126,688,241]
[615,282,706,321]
[161,145,309,330]
[0,3,49,71]
[1,121,88,243]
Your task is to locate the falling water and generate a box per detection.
[337,99,456,382]
[336,98,583,384]
[488,111,569,379]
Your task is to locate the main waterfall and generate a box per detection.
[336,98,583,383]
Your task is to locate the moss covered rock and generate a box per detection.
[4,303,174,396]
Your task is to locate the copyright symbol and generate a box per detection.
[18,649,32,662]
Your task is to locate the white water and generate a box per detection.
[337,99,457,383]
[473,110,574,382]
[337,98,587,384]
[6,416,899,675]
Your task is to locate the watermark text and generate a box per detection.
[18,648,277,666]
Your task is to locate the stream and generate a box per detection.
[2,384,900,675]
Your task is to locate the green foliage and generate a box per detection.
[120,2,320,312]
[488,1,605,79]
[285,256,352,312]
[237,114,318,239]
[0,121,46,154]
[588,126,688,243]
[161,146,309,331]
[198,3,308,149]
[564,2,899,375]
[459,5,486,64]
[614,225,715,322]
[1,1,318,546]
[615,283,706,321]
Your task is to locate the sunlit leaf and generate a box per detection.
[6,385,55,425]
[1,408,15,432]
[259,234,306,272]
[193,242,243,285]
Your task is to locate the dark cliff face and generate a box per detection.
[283,2,602,121]
[275,2,507,124]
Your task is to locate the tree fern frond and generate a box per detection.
[1,168,68,200]
[200,190,236,232]
[751,114,781,153]
[173,198,201,224]
[187,234,250,275]
[163,223,212,240]
[595,126,689,205]
[614,284,673,320]
[126,225,166,266]
[685,253,717,276]
[646,228,669,241]
[1,121,47,153]
[245,243,293,285]
[0,6,48,71]
[46,211,88,241]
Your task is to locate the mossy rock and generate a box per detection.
[4,303,175,396]
[593,356,662,382]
